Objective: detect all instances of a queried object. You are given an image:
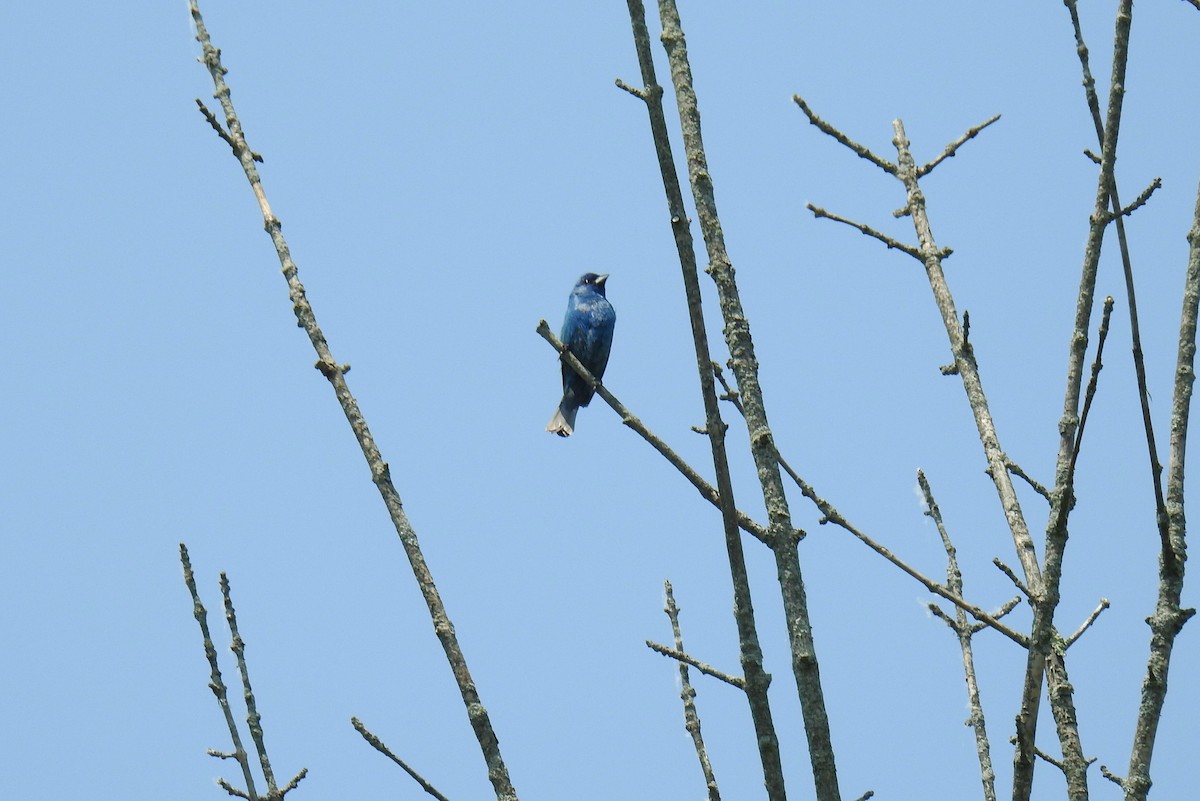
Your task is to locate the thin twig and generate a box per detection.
[646,639,746,690]
[217,778,250,799]
[661,582,722,801]
[1067,296,1116,487]
[806,204,924,260]
[195,99,263,162]
[1063,599,1111,648]
[279,770,308,795]
[920,470,998,801]
[793,94,897,174]
[917,114,1002,177]
[1100,765,1126,789]
[614,78,649,100]
[180,544,260,800]
[352,718,454,801]
[1005,459,1052,502]
[992,558,1032,599]
[1114,177,1162,219]
[221,573,280,797]
[801,470,1027,646]
[1033,746,1066,773]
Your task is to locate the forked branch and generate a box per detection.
[188,3,516,798]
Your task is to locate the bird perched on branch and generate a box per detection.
[547,272,616,437]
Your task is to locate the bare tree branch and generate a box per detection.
[806,204,925,259]
[195,99,263,163]
[180,544,262,801]
[793,94,897,174]
[220,573,284,797]
[1112,177,1163,220]
[1063,0,1172,572]
[919,471,998,801]
[536,321,769,544]
[352,718,454,801]
[1122,97,1200,801]
[710,362,1027,645]
[656,3,840,797]
[992,558,1032,599]
[620,4,787,798]
[1063,599,1111,649]
[890,119,1043,593]
[1011,5,1139,795]
[646,639,746,690]
[917,114,1002,177]
[660,581,723,801]
[188,4,517,798]
[1005,459,1052,503]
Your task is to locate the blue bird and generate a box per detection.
[547,272,616,437]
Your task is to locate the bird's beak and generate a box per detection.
[595,274,609,287]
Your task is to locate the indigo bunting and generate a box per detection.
[546,272,616,437]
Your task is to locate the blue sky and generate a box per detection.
[3,1,1199,799]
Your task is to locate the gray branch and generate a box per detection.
[188,3,516,798]
[351,718,453,801]
[1122,70,1200,801]
[917,114,1002,177]
[619,5,788,798]
[793,94,897,174]
[536,321,769,544]
[919,471,998,801]
[657,3,841,797]
[660,581,722,801]
[180,544,262,801]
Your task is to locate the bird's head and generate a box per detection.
[575,272,609,297]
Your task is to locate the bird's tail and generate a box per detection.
[546,401,578,437]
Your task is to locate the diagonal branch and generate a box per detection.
[1112,177,1162,220]
[793,94,897,174]
[188,4,517,799]
[1012,6,1140,799]
[646,639,746,690]
[1063,0,1170,571]
[195,99,263,163]
[917,114,1002,177]
[802,475,1028,647]
[1063,599,1110,649]
[806,204,925,260]
[1122,115,1200,801]
[657,4,840,798]
[352,719,456,801]
[711,363,1027,646]
[536,321,769,544]
[891,119,1042,593]
[352,718,454,801]
[619,7,788,797]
